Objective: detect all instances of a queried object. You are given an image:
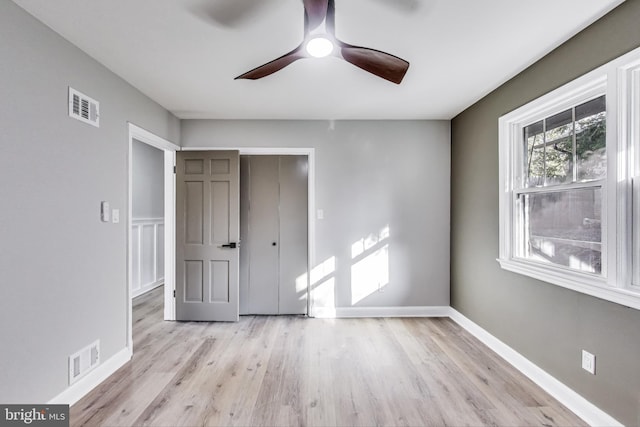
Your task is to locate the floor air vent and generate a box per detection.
[69,340,100,384]
[68,87,100,127]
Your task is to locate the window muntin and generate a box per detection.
[516,96,606,275]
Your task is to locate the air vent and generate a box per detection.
[68,87,100,127]
[68,340,100,384]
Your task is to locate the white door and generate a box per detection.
[176,150,240,321]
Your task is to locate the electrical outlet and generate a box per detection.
[582,350,596,374]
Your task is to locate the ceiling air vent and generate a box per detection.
[68,87,100,127]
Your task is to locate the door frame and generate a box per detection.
[127,123,179,350]
[177,147,316,317]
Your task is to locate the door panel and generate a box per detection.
[279,156,309,314]
[248,156,280,314]
[184,260,203,302]
[210,260,229,302]
[239,156,250,315]
[176,150,239,321]
[185,182,203,244]
[211,181,230,242]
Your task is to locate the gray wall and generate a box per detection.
[451,1,640,425]
[0,2,179,403]
[182,120,450,309]
[132,140,164,218]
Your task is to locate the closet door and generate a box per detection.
[247,156,280,314]
[242,155,309,315]
[279,156,308,314]
[239,156,250,315]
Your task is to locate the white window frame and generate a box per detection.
[627,61,640,292]
[498,46,640,310]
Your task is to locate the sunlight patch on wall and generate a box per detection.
[351,225,390,258]
[310,256,336,314]
[311,256,336,285]
[351,225,390,305]
[351,246,389,305]
[314,278,336,317]
[296,272,308,298]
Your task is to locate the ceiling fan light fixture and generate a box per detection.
[235,0,409,84]
[306,36,334,58]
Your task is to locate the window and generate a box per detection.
[498,46,640,310]
[518,96,606,275]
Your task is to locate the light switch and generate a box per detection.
[112,209,120,224]
[100,201,110,222]
[317,209,324,220]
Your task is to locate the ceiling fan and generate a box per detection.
[234,0,410,84]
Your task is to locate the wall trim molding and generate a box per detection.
[48,347,132,406]
[131,217,165,299]
[448,308,623,427]
[132,217,164,224]
[311,306,450,318]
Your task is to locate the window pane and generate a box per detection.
[576,96,606,181]
[545,109,574,185]
[524,121,544,187]
[519,187,602,274]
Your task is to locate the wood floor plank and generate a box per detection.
[203,316,284,426]
[300,318,338,427]
[100,373,175,427]
[70,287,587,427]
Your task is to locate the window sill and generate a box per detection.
[497,257,640,311]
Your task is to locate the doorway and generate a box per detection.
[131,140,165,299]
[171,147,316,320]
[240,155,309,315]
[127,124,178,351]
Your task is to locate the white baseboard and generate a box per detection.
[48,347,132,406]
[132,280,164,299]
[448,308,622,427]
[311,305,450,318]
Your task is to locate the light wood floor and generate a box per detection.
[70,287,586,426]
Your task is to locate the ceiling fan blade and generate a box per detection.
[235,46,305,80]
[339,44,410,84]
[325,0,335,35]
[303,0,329,32]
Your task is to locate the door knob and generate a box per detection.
[272,242,277,246]
[221,242,237,249]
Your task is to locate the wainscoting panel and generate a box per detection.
[132,218,164,298]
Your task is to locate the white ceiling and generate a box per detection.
[13,0,623,120]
